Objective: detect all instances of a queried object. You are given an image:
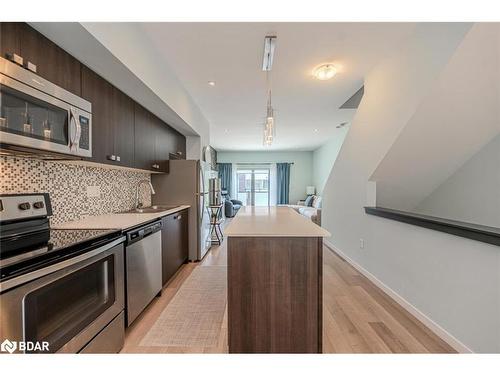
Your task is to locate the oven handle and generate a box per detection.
[0,236,125,293]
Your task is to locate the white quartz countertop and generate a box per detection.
[52,205,190,231]
[225,206,331,237]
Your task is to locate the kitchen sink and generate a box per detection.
[119,205,180,214]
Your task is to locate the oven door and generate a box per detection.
[0,73,91,158]
[0,238,124,353]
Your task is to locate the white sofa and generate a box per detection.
[285,195,322,225]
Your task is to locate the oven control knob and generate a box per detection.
[19,202,31,210]
[33,201,45,209]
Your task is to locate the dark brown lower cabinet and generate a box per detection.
[227,236,323,353]
[161,210,189,286]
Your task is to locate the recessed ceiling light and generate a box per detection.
[208,81,216,86]
[314,128,319,132]
[312,64,338,81]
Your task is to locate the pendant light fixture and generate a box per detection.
[264,96,274,146]
[262,36,276,146]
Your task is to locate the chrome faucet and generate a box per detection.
[135,179,156,209]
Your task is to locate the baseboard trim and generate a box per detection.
[323,239,472,353]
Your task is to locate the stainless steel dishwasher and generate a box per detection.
[125,220,162,326]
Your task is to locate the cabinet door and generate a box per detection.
[153,116,173,173]
[134,104,155,171]
[112,87,135,167]
[179,209,189,262]
[162,124,185,160]
[20,24,81,95]
[161,210,188,286]
[154,117,187,166]
[174,132,187,159]
[0,22,22,59]
[81,66,114,164]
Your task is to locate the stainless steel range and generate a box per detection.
[0,193,126,353]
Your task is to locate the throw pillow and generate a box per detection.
[313,196,322,209]
[304,195,314,207]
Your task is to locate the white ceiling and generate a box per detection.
[139,23,416,151]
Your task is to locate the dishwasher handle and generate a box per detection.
[126,221,162,245]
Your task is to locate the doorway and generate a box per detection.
[236,167,270,206]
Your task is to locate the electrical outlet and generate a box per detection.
[359,239,365,249]
[86,185,101,198]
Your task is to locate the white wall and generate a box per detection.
[371,24,500,211]
[217,151,313,204]
[312,127,349,195]
[415,134,500,228]
[323,23,500,353]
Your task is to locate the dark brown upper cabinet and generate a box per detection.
[81,66,114,165]
[1,22,186,172]
[0,23,22,59]
[1,23,81,95]
[152,114,187,171]
[82,66,135,167]
[172,127,187,160]
[20,24,81,96]
[112,87,135,167]
[153,115,172,173]
[134,104,156,171]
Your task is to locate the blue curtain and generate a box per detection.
[276,163,291,204]
[217,163,232,195]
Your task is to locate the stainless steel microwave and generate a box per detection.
[0,56,92,158]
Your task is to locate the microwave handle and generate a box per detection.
[69,108,81,150]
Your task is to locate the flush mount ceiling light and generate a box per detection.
[312,64,338,81]
[208,81,216,86]
[262,36,277,146]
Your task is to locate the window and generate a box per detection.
[236,167,270,206]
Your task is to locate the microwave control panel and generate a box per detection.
[79,115,90,150]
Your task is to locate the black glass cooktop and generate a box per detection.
[0,228,122,282]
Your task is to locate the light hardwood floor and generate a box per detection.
[122,236,455,353]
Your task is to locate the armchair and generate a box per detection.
[222,191,242,218]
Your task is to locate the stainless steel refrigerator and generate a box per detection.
[151,160,217,261]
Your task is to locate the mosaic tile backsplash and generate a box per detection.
[0,156,152,224]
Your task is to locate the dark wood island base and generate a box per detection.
[227,236,323,353]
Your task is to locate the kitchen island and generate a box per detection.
[225,206,330,353]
